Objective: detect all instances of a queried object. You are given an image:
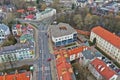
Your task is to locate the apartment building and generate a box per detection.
[0,42,35,63]
[54,46,88,61]
[56,56,76,80]
[36,8,56,20]
[50,23,77,46]
[0,23,10,43]
[88,58,118,80]
[90,26,120,64]
[0,71,32,80]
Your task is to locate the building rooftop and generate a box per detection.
[54,46,87,57]
[40,8,53,15]
[91,58,116,80]
[56,55,74,80]
[82,50,101,60]
[20,34,34,43]
[0,42,34,55]
[68,46,86,56]
[91,26,120,49]
[0,23,9,31]
[50,23,77,38]
[0,72,30,80]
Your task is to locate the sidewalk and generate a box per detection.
[48,37,58,80]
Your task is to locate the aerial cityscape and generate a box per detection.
[0,0,119,80]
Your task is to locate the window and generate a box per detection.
[56,39,57,41]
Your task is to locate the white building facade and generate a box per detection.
[50,23,77,46]
[0,24,10,43]
[0,44,35,63]
[36,8,56,20]
[88,58,118,80]
[90,26,120,64]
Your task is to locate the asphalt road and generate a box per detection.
[36,18,53,80]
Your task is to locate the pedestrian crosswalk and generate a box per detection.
[39,66,50,71]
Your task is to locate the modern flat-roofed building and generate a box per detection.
[90,26,120,63]
[49,23,77,46]
[0,23,10,43]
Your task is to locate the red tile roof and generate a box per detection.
[27,8,35,11]
[16,24,21,29]
[92,26,120,49]
[56,56,73,80]
[68,46,86,56]
[25,14,34,19]
[54,46,87,56]
[17,9,25,13]
[0,72,30,80]
[91,58,116,80]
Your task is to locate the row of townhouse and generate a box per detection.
[36,8,56,20]
[0,71,32,80]
[90,26,120,64]
[0,42,35,63]
[49,23,77,47]
[54,46,88,61]
[56,55,76,80]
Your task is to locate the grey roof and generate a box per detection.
[0,42,34,55]
[50,23,77,38]
[82,50,101,60]
[0,24,9,31]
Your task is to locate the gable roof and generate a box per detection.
[0,72,30,80]
[68,46,86,55]
[91,26,120,49]
[91,58,116,80]
[56,56,73,80]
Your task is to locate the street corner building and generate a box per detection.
[49,23,77,47]
[90,26,120,64]
[0,23,10,43]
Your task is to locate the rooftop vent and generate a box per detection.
[59,26,67,30]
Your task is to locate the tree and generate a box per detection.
[73,14,83,29]
[56,14,65,23]
[51,0,60,12]
[2,13,15,25]
[11,0,27,9]
[41,3,47,11]
[92,15,100,25]
[2,34,17,47]
[84,13,93,30]
[71,4,75,10]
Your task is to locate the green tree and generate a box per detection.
[73,14,83,29]
[92,15,100,25]
[71,4,75,10]
[56,14,65,23]
[84,13,93,30]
